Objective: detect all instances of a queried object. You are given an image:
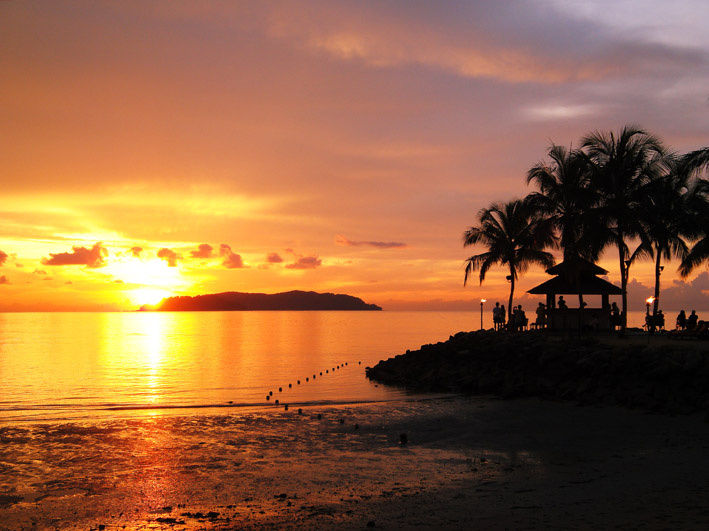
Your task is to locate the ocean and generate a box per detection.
[0,309,669,423]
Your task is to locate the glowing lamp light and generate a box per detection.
[480,298,487,303]
[646,297,655,305]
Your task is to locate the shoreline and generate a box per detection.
[3,396,709,529]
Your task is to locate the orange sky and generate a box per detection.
[1,1,708,311]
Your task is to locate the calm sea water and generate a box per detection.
[0,309,665,423]
[0,311,484,422]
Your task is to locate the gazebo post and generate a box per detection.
[601,293,609,309]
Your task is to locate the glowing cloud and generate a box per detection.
[267,252,284,263]
[41,243,107,268]
[191,243,214,258]
[335,234,407,249]
[157,248,180,267]
[130,246,143,257]
[0,275,8,285]
[0,250,7,266]
[220,244,245,269]
[286,256,322,270]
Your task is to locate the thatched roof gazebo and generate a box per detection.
[528,257,622,331]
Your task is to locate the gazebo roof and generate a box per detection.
[528,275,622,295]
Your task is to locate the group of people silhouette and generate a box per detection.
[492,301,528,331]
[676,309,701,330]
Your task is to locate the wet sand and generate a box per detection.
[2,397,709,529]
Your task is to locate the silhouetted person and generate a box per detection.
[688,310,699,330]
[535,302,546,329]
[657,310,665,330]
[499,304,506,330]
[610,302,620,330]
[492,302,502,330]
[557,296,568,310]
[677,310,687,330]
[517,305,528,330]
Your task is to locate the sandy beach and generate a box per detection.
[2,396,709,529]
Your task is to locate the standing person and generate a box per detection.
[492,302,501,330]
[688,310,699,330]
[499,305,506,330]
[676,310,687,330]
[535,302,546,329]
[518,305,528,330]
[558,296,568,309]
[610,302,620,330]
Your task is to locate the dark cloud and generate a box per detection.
[335,234,407,249]
[0,250,7,266]
[267,252,284,263]
[220,244,244,269]
[130,246,143,258]
[41,243,107,268]
[191,243,214,258]
[33,269,47,275]
[285,256,322,270]
[157,248,180,267]
[0,275,9,285]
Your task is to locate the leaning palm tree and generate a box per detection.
[581,125,668,329]
[463,199,556,322]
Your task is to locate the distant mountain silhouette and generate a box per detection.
[145,290,382,311]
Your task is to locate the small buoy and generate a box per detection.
[317,413,322,420]
[298,408,303,415]
[306,377,309,382]
[279,387,282,392]
[320,372,323,375]
[358,361,361,365]
[297,380,300,385]
[269,391,273,396]
[326,370,329,374]
[284,404,289,411]
[266,395,270,401]
[275,399,280,405]
[345,362,348,366]
[288,383,292,388]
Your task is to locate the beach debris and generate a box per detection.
[399,433,408,446]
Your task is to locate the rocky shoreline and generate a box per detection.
[366,330,709,415]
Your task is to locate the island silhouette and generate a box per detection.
[140,290,382,311]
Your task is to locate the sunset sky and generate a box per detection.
[2,1,709,311]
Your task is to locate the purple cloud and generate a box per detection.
[191,243,214,258]
[286,256,322,270]
[220,244,245,269]
[157,248,180,267]
[335,234,407,249]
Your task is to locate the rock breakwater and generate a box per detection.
[366,330,709,415]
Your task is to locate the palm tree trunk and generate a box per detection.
[507,266,515,324]
[653,248,661,316]
[618,237,628,331]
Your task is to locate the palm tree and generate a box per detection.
[526,144,599,329]
[463,199,556,322]
[678,147,709,277]
[581,125,667,329]
[526,144,597,261]
[632,157,692,318]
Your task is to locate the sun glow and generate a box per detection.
[102,256,187,306]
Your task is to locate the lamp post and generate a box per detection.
[480,299,486,330]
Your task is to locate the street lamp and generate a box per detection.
[480,299,486,330]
